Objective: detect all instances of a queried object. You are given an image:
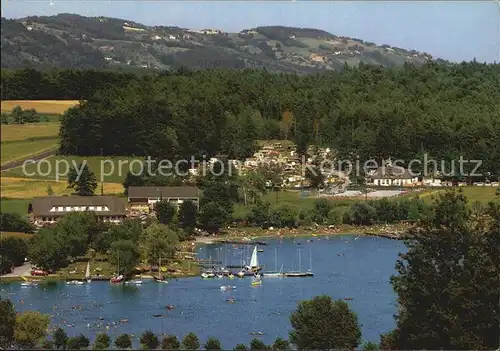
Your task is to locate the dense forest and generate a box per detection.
[2,62,500,175]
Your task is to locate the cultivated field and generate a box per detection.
[3,155,142,183]
[423,186,500,205]
[0,177,124,198]
[1,122,60,142]
[1,139,58,165]
[1,100,79,114]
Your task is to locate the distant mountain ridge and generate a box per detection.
[1,14,435,73]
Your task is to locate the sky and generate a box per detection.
[1,1,499,63]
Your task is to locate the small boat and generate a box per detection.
[154,276,168,283]
[66,280,85,285]
[237,271,245,278]
[216,273,224,279]
[85,261,91,284]
[228,273,235,279]
[201,272,215,279]
[257,249,264,252]
[110,275,124,284]
[251,279,262,286]
[344,297,354,301]
[124,279,142,285]
[220,285,236,291]
[166,305,175,310]
[21,281,38,287]
[284,272,314,277]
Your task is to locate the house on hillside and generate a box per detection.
[366,165,419,187]
[29,196,126,226]
[127,186,200,210]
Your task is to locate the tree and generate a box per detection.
[362,341,379,351]
[11,105,24,124]
[312,198,331,224]
[53,327,68,350]
[346,202,376,225]
[115,334,132,349]
[155,200,177,225]
[93,333,111,350]
[179,200,197,233]
[66,334,90,350]
[0,298,16,348]
[95,219,142,253]
[271,337,289,350]
[181,332,200,350]
[67,163,97,196]
[289,295,361,349]
[142,223,179,263]
[14,311,50,349]
[204,337,222,350]
[199,202,229,233]
[0,237,28,268]
[383,191,500,350]
[233,344,249,351]
[28,228,69,271]
[140,330,159,350]
[109,240,141,277]
[0,212,35,232]
[42,340,55,349]
[161,335,180,350]
[249,338,268,350]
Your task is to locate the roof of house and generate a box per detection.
[127,186,200,199]
[368,166,415,179]
[31,196,126,216]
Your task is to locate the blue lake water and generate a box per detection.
[0,235,405,348]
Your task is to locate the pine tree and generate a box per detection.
[67,163,97,196]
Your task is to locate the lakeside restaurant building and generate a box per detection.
[127,186,200,210]
[29,196,127,226]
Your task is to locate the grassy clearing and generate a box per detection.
[0,177,124,198]
[3,155,141,183]
[0,122,60,142]
[1,100,79,114]
[1,138,58,165]
[420,187,500,205]
[0,198,31,215]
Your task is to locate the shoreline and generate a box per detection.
[194,223,410,245]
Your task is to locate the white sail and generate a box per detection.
[249,246,259,267]
[85,262,91,279]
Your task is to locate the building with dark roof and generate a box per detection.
[29,196,127,225]
[127,186,200,209]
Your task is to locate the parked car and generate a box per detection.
[31,269,48,276]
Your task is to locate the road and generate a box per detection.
[1,262,32,278]
[0,148,56,171]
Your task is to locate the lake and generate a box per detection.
[0,235,405,348]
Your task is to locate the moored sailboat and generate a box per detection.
[263,248,284,277]
[85,261,91,284]
[153,257,168,283]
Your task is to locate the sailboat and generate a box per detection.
[263,248,284,277]
[245,246,261,272]
[284,247,314,277]
[110,253,124,284]
[85,261,91,284]
[154,257,168,283]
